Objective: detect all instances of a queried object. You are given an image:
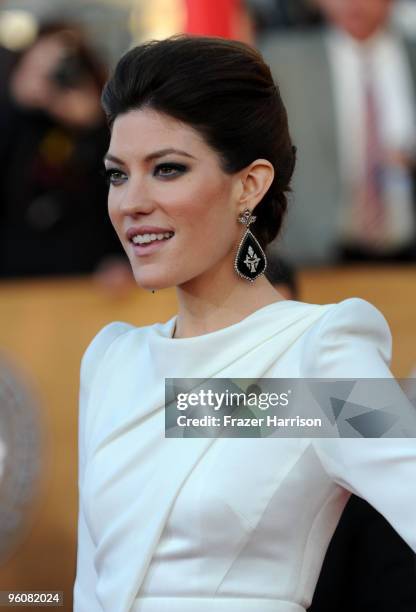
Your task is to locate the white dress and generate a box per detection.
[73,298,416,612]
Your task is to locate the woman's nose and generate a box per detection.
[118,178,155,215]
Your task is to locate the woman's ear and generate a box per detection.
[239,159,274,210]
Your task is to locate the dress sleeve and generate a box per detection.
[73,321,134,612]
[303,298,416,554]
[301,297,393,378]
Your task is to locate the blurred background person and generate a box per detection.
[0,20,131,286]
[260,0,416,266]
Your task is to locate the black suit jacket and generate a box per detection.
[308,495,416,612]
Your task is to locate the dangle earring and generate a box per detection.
[234,208,267,282]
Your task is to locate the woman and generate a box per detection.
[74,36,416,612]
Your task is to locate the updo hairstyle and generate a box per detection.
[102,35,296,248]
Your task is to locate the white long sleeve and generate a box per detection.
[71,299,416,612]
[73,322,134,612]
[302,297,416,553]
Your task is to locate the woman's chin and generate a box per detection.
[132,266,198,290]
[133,272,172,292]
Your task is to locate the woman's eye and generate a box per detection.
[100,163,187,186]
[101,168,126,186]
[154,163,187,178]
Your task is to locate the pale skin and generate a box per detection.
[104,108,285,339]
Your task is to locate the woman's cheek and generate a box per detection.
[107,194,121,224]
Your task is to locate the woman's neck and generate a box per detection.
[173,275,285,339]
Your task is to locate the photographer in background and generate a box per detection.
[0,21,131,292]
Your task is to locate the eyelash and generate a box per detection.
[101,163,188,186]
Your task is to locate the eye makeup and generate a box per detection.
[153,162,188,178]
[101,162,189,186]
[101,168,126,186]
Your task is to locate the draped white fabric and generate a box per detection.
[73,298,416,612]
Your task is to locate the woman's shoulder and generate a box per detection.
[299,297,393,377]
[309,297,391,332]
[80,316,175,380]
[80,322,134,381]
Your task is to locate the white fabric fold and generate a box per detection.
[73,297,416,612]
[81,300,331,611]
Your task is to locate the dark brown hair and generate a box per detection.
[101,35,296,248]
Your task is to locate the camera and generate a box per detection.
[48,50,90,89]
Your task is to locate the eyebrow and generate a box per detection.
[103,148,196,165]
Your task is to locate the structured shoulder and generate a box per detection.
[316,297,392,336]
[80,321,135,388]
[301,298,393,377]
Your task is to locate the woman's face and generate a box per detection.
[105,108,244,290]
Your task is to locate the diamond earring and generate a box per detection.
[234,208,267,282]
